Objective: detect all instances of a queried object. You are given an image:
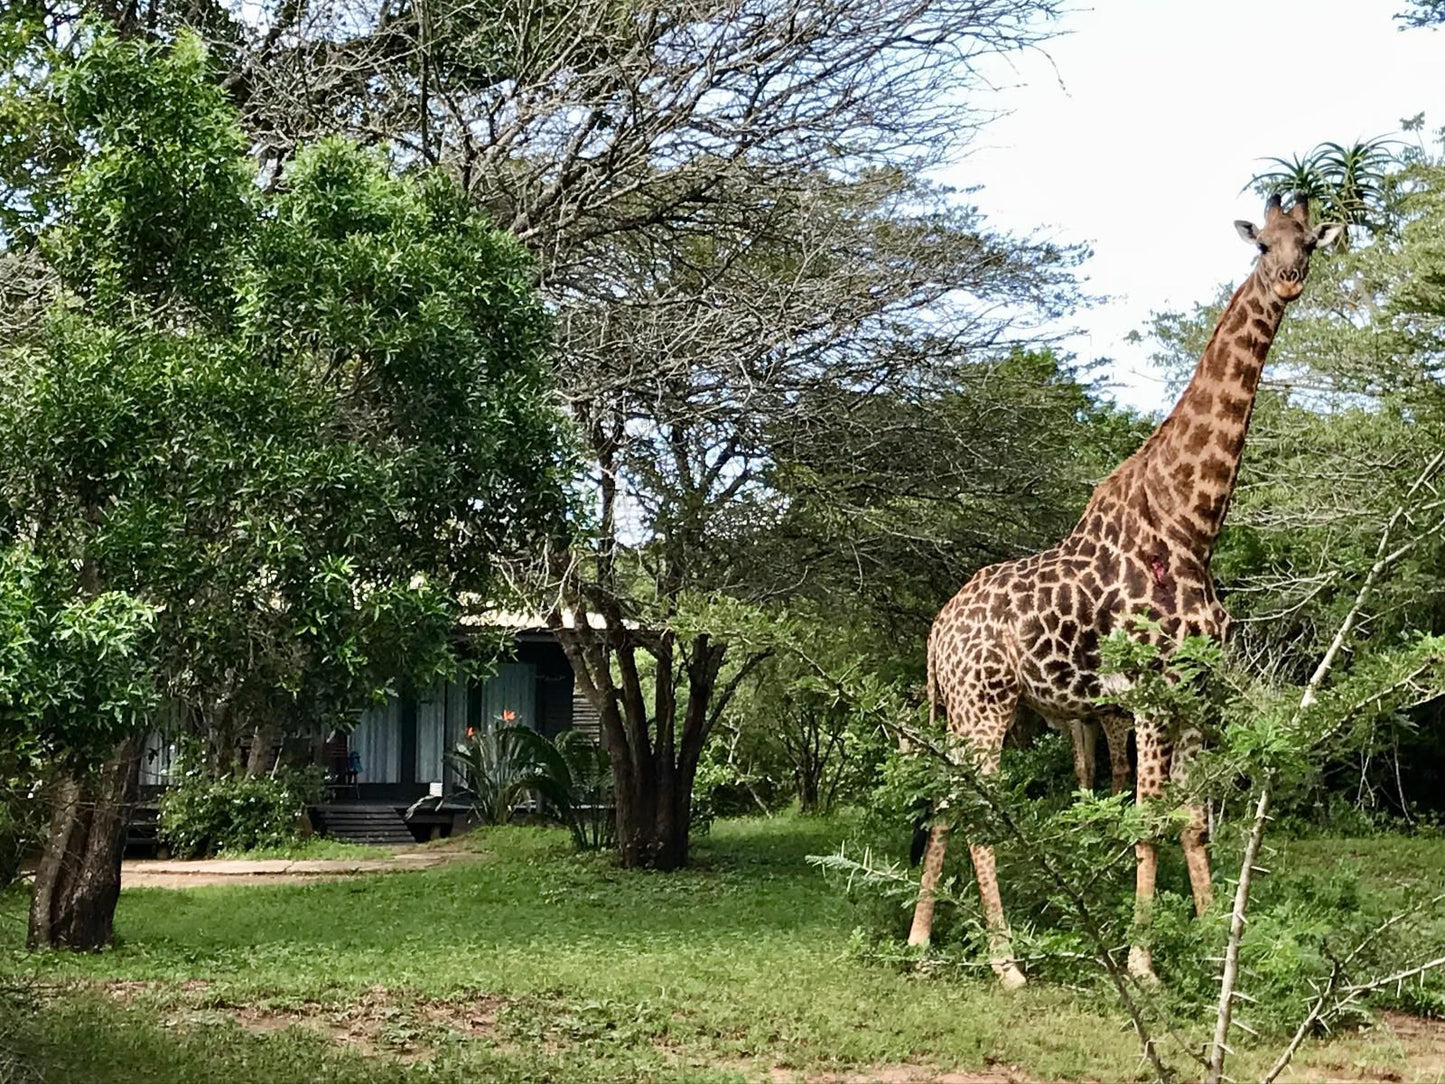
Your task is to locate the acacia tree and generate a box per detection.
[538,170,1094,867]
[8,0,1087,867]
[0,33,567,949]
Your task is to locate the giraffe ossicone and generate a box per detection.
[909,192,1341,986]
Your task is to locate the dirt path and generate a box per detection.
[120,848,475,888]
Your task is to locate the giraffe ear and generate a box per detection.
[1235,220,1259,244]
[1312,222,1344,249]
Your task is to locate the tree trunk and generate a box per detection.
[27,737,141,952]
[797,769,820,814]
[245,721,278,777]
[551,615,725,871]
[614,757,693,870]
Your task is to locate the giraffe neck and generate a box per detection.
[1080,268,1284,557]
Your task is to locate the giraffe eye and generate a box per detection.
[1256,242,1269,254]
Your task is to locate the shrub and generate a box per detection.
[514,728,614,851]
[446,726,538,826]
[690,757,740,837]
[0,775,43,890]
[158,766,322,858]
[447,726,617,849]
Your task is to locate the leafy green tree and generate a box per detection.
[0,32,567,949]
[764,350,1151,639]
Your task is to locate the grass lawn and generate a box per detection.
[1,815,1442,1083]
[213,837,393,861]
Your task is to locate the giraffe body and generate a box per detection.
[910,194,1342,985]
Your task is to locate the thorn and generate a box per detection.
[1251,866,1271,875]
[1233,1020,1259,1037]
[1232,990,1259,1004]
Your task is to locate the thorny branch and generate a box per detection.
[1206,450,1445,1084]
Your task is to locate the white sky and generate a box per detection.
[948,0,1442,413]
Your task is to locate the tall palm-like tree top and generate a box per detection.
[1249,137,1399,240]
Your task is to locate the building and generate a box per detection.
[136,614,603,846]
[344,621,592,802]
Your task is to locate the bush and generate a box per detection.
[0,775,43,890]
[512,729,615,851]
[158,766,322,858]
[446,726,538,827]
[447,727,616,849]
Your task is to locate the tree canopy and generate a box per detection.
[0,30,569,947]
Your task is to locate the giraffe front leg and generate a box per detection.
[1102,713,1132,795]
[1172,726,1214,914]
[908,821,949,947]
[966,733,1026,989]
[1129,718,1167,983]
[1067,720,1096,791]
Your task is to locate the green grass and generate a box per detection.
[0,815,1441,1083]
[215,836,393,861]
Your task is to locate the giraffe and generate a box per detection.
[1065,717,1131,794]
[909,193,1341,988]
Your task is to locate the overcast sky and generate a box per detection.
[948,0,1441,413]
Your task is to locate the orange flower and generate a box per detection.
[501,709,517,722]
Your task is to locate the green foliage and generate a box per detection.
[158,763,324,859]
[446,726,539,827]
[447,726,615,846]
[0,548,157,772]
[763,350,1153,637]
[49,31,249,316]
[687,757,734,837]
[1249,137,1399,236]
[509,728,614,851]
[1098,618,1225,737]
[712,604,914,817]
[0,31,569,790]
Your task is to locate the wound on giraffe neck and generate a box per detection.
[1149,554,1169,587]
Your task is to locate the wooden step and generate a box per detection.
[310,805,417,846]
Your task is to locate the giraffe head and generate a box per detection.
[1234,193,1342,302]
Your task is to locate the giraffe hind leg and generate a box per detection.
[908,682,1025,988]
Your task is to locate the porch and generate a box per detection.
[309,800,472,846]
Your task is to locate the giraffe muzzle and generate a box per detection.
[1274,270,1304,301]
